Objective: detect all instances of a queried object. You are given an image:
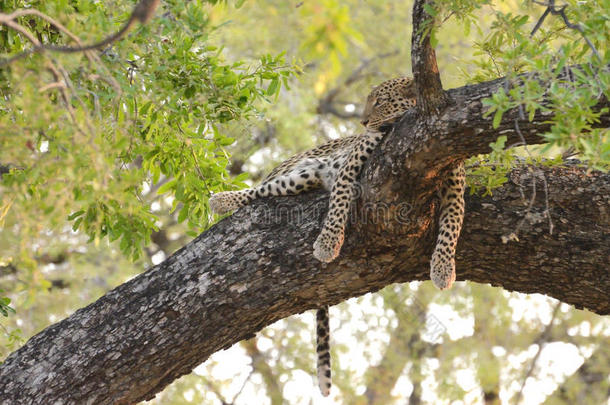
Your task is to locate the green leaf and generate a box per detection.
[67,210,84,220]
[157,179,178,195]
[178,205,189,223]
[492,109,504,128]
[267,78,280,96]
[217,136,235,146]
[423,3,438,17]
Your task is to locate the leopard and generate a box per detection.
[209,76,466,396]
[359,78,466,289]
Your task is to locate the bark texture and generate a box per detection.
[411,0,450,114]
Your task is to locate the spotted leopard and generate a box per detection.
[209,77,466,395]
[359,78,466,290]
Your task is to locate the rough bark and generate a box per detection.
[411,0,449,113]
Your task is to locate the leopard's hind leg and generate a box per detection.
[430,162,466,289]
[209,158,328,215]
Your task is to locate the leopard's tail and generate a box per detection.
[316,307,331,396]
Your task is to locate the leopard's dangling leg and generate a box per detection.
[316,307,331,396]
[313,129,384,262]
[430,162,466,290]
[209,161,326,215]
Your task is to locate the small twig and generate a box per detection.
[530,0,601,62]
[503,164,537,244]
[501,78,554,243]
[1,19,40,46]
[1,14,91,140]
[45,62,88,140]
[2,9,97,66]
[529,6,551,37]
[560,146,577,160]
[38,81,66,93]
[43,0,159,53]
[514,106,554,236]
[201,378,230,405]
[174,125,212,195]
[440,11,456,25]
[541,170,554,235]
[229,368,254,404]
[0,0,160,67]
[514,302,561,404]
[318,50,399,118]
[190,146,212,195]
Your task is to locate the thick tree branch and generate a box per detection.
[0,69,608,402]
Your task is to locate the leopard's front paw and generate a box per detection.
[313,230,344,263]
[430,250,456,290]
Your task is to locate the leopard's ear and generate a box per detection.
[401,78,418,98]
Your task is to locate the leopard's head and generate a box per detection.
[361,77,417,130]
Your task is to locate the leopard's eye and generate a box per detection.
[373,99,381,107]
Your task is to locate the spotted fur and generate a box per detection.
[430,163,466,289]
[209,136,359,215]
[209,76,467,395]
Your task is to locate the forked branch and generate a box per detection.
[411,0,450,114]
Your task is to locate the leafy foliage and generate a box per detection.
[0,0,294,261]
[0,0,294,354]
[454,0,610,186]
[0,292,15,317]
[466,136,514,195]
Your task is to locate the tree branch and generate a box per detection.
[530,0,601,61]
[542,342,610,404]
[0,0,160,67]
[0,68,608,403]
[411,0,450,114]
[317,50,399,119]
